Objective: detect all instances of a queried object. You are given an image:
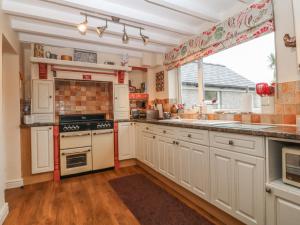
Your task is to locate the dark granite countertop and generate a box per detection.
[20,123,57,128]
[126,119,300,141]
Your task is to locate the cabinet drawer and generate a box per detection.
[210,131,265,157]
[157,126,177,138]
[60,131,91,149]
[178,129,209,146]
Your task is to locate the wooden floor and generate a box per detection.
[4,166,223,225]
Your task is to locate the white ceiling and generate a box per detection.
[2,0,254,55]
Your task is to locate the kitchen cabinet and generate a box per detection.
[135,123,145,161]
[210,147,265,225]
[118,122,135,160]
[32,79,54,114]
[178,141,210,201]
[293,0,300,68]
[114,84,129,120]
[31,126,54,174]
[266,183,300,225]
[142,132,157,168]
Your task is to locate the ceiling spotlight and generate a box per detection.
[96,19,108,37]
[122,24,129,44]
[140,28,149,45]
[77,15,88,35]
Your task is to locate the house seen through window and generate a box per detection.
[179,32,276,113]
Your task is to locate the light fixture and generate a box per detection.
[140,28,149,45]
[96,19,107,37]
[122,24,129,44]
[77,15,88,35]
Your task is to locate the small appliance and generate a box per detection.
[282,146,300,188]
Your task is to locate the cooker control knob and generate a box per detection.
[63,127,67,131]
[75,125,80,130]
[97,124,101,129]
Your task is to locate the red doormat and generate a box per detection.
[109,174,215,225]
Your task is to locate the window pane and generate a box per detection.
[180,62,199,109]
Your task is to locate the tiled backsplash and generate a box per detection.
[55,80,113,118]
[156,81,300,125]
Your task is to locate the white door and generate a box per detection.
[293,0,300,68]
[142,132,156,168]
[118,122,132,160]
[135,123,143,160]
[266,185,300,225]
[32,79,54,113]
[211,147,265,225]
[31,126,54,174]
[178,141,210,201]
[210,147,234,213]
[165,139,178,183]
[157,136,174,176]
[114,84,129,120]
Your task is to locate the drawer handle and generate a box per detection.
[93,131,113,135]
[228,140,234,145]
[146,127,149,130]
[153,136,156,139]
[163,130,166,134]
[61,133,90,138]
[265,187,272,194]
[187,134,192,138]
[176,141,179,145]
[61,149,91,156]
[173,141,176,144]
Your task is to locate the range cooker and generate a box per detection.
[59,114,114,176]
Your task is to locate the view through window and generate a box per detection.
[179,32,276,112]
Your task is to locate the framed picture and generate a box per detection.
[156,71,164,92]
[74,49,97,63]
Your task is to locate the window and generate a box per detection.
[178,32,276,112]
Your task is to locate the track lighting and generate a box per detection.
[122,24,129,44]
[140,28,149,45]
[96,19,107,37]
[78,13,150,44]
[77,15,88,35]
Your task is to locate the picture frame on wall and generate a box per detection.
[74,49,98,63]
[156,71,164,92]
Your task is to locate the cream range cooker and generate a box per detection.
[59,114,114,176]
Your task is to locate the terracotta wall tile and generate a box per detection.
[284,104,296,115]
[283,115,296,124]
[55,80,113,117]
[251,114,261,123]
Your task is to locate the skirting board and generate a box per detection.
[6,179,24,189]
[0,203,9,225]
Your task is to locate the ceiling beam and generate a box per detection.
[38,0,198,35]
[2,0,180,47]
[11,18,167,53]
[144,0,220,23]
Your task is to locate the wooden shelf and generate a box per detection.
[30,57,132,72]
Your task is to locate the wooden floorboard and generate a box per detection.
[4,166,225,225]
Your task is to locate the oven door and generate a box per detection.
[283,148,300,188]
[60,131,91,149]
[60,146,92,176]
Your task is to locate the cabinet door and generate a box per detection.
[31,126,54,174]
[266,185,300,225]
[135,123,143,160]
[210,148,233,213]
[157,136,174,176]
[293,0,300,68]
[165,138,178,183]
[118,122,132,160]
[129,122,136,158]
[142,132,156,168]
[211,147,265,225]
[114,84,129,112]
[32,80,54,113]
[178,141,210,201]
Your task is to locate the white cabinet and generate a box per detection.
[135,123,145,161]
[142,132,157,168]
[178,141,210,201]
[31,126,54,174]
[293,0,300,68]
[266,185,300,225]
[32,79,54,114]
[114,84,129,120]
[210,147,265,225]
[118,122,135,160]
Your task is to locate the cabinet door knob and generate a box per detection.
[146,127,149,130]
[188,134,192,138]
[229,140,234,145]
[176,141,179,145]
[153,136,155,139]
[173,141,176,144]
[265,187,272,193]
[163,130,166,134]
[49,96,52,99]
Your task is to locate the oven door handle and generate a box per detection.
[61,149,91,156]
[61,133,91,138]
[93,131,114,135]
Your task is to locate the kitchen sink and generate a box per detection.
[213,123,275,130]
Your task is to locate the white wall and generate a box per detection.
[0,3,20,224]
[273,0,300,83]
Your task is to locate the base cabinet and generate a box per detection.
[142,132,157,168]
[31,126,54,174]
[210,147,265,225]
[118,122,135,160]
[266,185,300,225]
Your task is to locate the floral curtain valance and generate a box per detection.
[164,0,274,70]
